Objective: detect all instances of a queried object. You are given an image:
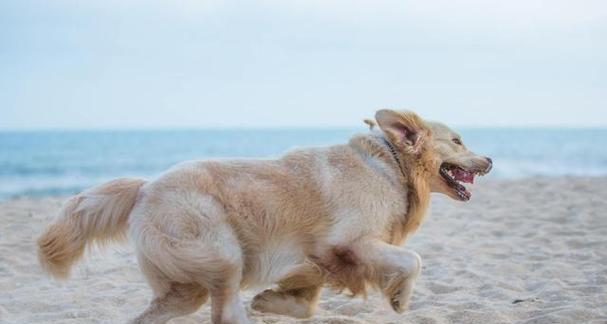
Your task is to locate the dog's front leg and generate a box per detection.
[335,240,422,313]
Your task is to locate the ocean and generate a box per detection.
[1,128,606,201]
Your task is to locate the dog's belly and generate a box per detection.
[243,238,306,287]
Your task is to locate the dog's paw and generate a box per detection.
[251,289,313,318]
[389,288,409,313]
[385,274,417,314]
[251,289,275,311]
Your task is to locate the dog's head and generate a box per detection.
[374,109,492,202]
[425,121,492,201]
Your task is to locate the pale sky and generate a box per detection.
[1,0,606,129]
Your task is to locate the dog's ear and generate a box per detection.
[375,109,425,154]
[363,118,376,130]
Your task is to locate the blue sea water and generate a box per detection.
[1,128,606,201]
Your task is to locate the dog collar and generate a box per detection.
[382,137,407,181]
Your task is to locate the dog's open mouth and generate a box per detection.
[439,163,485,201]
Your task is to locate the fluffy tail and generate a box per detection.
[37,178,146,279]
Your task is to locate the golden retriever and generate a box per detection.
[37,109,492,324]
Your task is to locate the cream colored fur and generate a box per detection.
[37,109,491,324]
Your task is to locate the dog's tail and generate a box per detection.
[37,178,146,279]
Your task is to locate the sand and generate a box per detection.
[1,177,606,324]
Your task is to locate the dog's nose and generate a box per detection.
[485,157,493,173]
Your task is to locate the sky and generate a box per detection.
[1,0,606,129]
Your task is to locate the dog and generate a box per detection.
[37,109,492,323]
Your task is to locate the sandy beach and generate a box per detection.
[1,177,606,324]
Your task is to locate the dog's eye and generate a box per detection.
[452,138,462,145]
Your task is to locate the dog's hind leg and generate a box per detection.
[201,251,249,324]
[251,263,324,318]
[130,193,250,323]
[133,237,249,324]
[210,283,249,324]
[131,255,209,324]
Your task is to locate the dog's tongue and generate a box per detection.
[452,168,475,184]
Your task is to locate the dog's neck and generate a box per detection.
[348,131,408,187]
[349,132,433,245]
